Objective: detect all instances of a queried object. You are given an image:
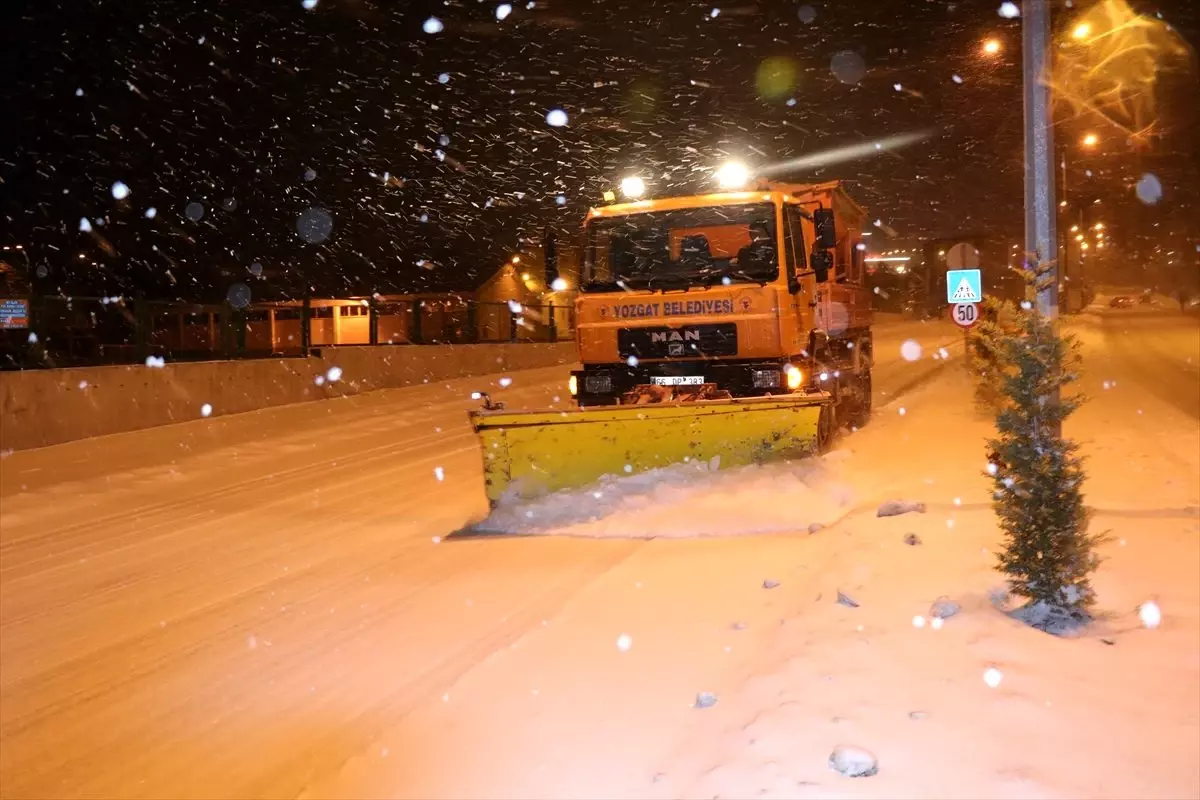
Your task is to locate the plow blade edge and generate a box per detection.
[469,394,831,507]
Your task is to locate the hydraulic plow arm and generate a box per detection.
[469,393,833,508]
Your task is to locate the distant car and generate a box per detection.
[1109,296,1134,308]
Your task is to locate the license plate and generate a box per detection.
[651,375,704,386]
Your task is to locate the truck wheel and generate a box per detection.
[848,371,873,429]
[816,403,836,453]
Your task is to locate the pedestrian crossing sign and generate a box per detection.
[946,269,982,304]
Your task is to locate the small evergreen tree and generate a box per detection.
[966,295,1023,413]
[971,262,1105,631]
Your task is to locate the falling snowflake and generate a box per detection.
[326,366,343,382]
[144,207,157,219]
[1135,173,1162,205]
[900,339,922,361]
[437,73,450,84]
[111,181,130,200]
[913,615,926,628]
[999,2,1021,18]
[545,108,568,127]
[496,3,513,20]
[498,377,513,388]
[983,667,1003,688]
[434,466,445,481]
[79,217,92,232]
[627,356,639,367]
[302,0,318,9]
[616,633,632,651]
[1139,601,1162,629]
[200,403,213,418]
[423,17,444,34]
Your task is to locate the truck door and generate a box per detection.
[781,204,809,355]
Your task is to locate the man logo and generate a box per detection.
[650,329,700,344]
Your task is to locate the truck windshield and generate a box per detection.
[583,202,779,292]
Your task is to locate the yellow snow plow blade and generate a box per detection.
[469,394,832,507]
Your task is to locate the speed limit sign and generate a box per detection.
[952,302,979,328]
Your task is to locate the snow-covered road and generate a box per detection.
[2,312,1196,800]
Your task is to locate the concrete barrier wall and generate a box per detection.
[0,343,577,452]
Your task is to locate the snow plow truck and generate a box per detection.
[470,173,874,508]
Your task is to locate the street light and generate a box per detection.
[1072,22,1091,40]
[982,38,1002,56]
[1081,132,1099,148]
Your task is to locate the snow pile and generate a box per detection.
[471,452,861,537]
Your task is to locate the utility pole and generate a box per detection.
[1023,0,1058,318]
[1022,0,1061,433]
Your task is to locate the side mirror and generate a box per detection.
[811,249,833,283]
[813,208,837,250]
[543,228,559,288]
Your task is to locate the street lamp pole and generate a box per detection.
[1022,0,1060,436]
[1022,0,1058,320]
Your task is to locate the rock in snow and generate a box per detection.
[829,745,878,777]
[837,591,860,608]
[762,579,780,589]
[808,522,825,534]
[903,532,922,545]
[694,692,718,709]
[877,500,927,517]
[929,596,960,619]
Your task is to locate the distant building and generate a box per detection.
[474,237,580,341]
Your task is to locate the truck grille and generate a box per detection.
[617,323,738,360]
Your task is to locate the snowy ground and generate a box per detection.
[1,313,1197,800]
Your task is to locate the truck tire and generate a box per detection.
[816,403,836,453]
[847,371,873,430]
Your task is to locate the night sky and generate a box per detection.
[3,0,1196,302]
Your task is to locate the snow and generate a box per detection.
[1,314,1196,799]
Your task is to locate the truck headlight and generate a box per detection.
[752,369,781,389]
[785,364,803,390]
[568,375,578,396]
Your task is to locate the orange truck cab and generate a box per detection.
[550,179,875,428]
